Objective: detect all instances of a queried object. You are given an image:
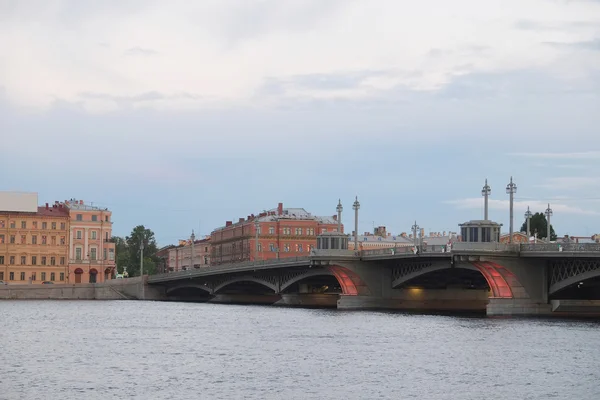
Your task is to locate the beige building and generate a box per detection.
[168,236,211,271]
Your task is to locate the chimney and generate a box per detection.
[238,218,244,223]
[80,200,83,205]
[45,203,49,210]
[277,202,283,216]
[333,215,337,221]
[225,221,232,227]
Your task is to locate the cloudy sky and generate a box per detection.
[1,0,600,244]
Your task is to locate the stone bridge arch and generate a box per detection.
[165,282,212,295]
[213,276,278,294]
[549,259,600,295]
[391,259,527,299]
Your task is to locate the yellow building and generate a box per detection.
[0,200,70,284]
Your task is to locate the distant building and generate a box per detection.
[210,202,340,265]
[0,192,70,284]
[500,232,544,244]
[63,199,116,283]
[167,236,211,271]
[348,226,413,250]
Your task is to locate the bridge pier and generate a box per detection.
[209,294,281,305]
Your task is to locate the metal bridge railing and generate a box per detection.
[520,243,600,252]
[451,242,520,252]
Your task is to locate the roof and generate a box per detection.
[213,206,338,231]
[423,235,455,246]
[2,206,70,217]
[459,219,502,227]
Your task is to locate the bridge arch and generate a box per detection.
[280,269,335,293]
[328,265,370,296]
[213,277,277,294]
[166,282,212,295]
[391,260,523,299]
[549,259,600,295]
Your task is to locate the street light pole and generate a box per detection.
[524,206,533,240]
[545,204,553,243]
[352,197,360,251]
[254,219,260,261]
[336,199,343,233]
[482,179,491,220]
[412,221,420,249]
[506,176,517,244]
[140,237,145,300]
[190,230,195,269]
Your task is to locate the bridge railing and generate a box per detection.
[361,245,449,257]
[451,242,520,252]
[520,243,600,252]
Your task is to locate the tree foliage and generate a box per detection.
[113,225,159,276]
[519,212,557,241]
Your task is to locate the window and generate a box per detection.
[307,228,315,236]
[76,214,83,221]
[297,244,303,252]
[105,216,109,222]
[308,244,313,252]
[108,249,114,260]
[41,256,47,265]
[0,256,3,264]
[0,220,4,228]
[0,234,4,244]
[257,243,262,252]
[269,227,275,234]
[32,235,37,244]
[50,272,55,281]
[321,228,327,234]
[0,272,3,280]
[41,236,47,244]
[104,248,107,260]
[50,257,56,265]
[256,226,261,234]
[20,235,26,244]
[105,232,109,240]
[91,231,97,239]
[284,244,290,252]
[31,272,36,281]
[60,257,65,265]
[51,236,56,245]
[269,243,276,251]
[76,248,82,260]
[283,227,291,235]
[41,272,46,281]
[10,272,14,280]
[60,222,66,230]
[21,221,26,229]
[60,236,65,245]
[51,222,56,230]
[90,248,97,260]
[76,231,82,240]
[32,221,38,229]
[59,272,65,281]
[10,221,15,228]
[20,272,25,281]
[10,256,15,265]
[295,228,302,235]
[42,222,47,229]
[10,235,15,244]
[32,256,37,265]
[92,215,97,221]
[21,256,26,265]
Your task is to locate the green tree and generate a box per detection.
[125,225,159,276]
[519,212,557,241]
[113,236,130,274]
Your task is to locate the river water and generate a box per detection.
[1,301,599,400]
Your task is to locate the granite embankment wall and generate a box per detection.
[0,277,165,300]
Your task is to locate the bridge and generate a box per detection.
[147,242,600,316]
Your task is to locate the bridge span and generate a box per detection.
[147,243,600,316]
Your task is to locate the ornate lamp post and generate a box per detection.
[506,177,517,243]
[482,179,491,220]
[352,197,360,251]
[412,221,420,248]
[545,204,553,243]
[190,230,195,269]
[254,219,260,261]
[524,206,533,240]
[336,199,343,233]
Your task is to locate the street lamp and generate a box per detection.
[336,199,343,233]
[481,179,491,220]
[545,204,553,243]
[254,219,260,261]
[506,176,517,243]
[352,197,360,251]
[412,221,420,248]
[190,230,195,269]
[524,206,533,240]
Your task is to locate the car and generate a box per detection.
[41,281,54,284]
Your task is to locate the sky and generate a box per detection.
[1,0,600,245]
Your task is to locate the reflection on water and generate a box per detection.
[2,301,600,400]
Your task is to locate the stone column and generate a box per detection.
[69,228,74,259]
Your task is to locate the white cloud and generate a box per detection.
[445,197,600,215]
[535,176,600,190]
[1,0,599,111]
[508,151,600,159]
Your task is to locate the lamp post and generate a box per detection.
[482,179,491,220]
[506,176,517,243]
[352,197,360,251]
[140,238,145,300]
[254,219,260,261]
[336,199,343,233]
[412,221,420,248]
[190,230,195,269]
[545,204,553,243]
[524,206,533,240]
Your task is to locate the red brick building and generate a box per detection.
[210,202,342,265]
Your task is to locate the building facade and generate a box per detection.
[210,202,341,265]
[0,198,70,284]
[167,237,211,271]
[64,199,116,283]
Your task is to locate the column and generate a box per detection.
[84,228,89,260]
[69,229,74,259]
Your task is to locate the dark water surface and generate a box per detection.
[1,301,599,400]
